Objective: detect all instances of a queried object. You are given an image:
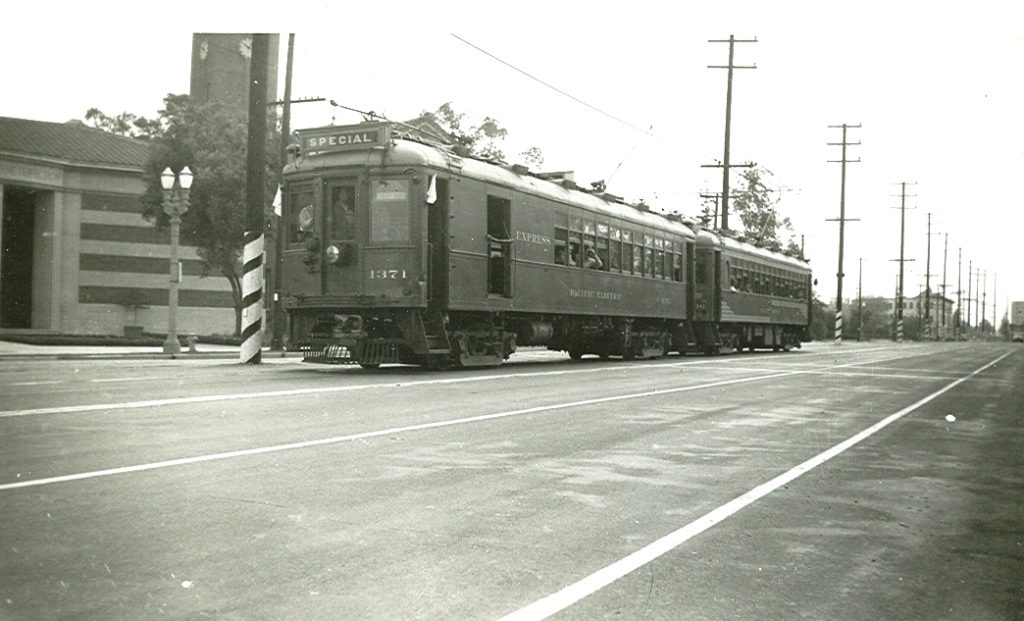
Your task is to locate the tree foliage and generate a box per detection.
[84,108,163,139]
[418,103,543,167]
[728,166,801,255]
[89,94,280,335]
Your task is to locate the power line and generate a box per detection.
[450,33,656,137]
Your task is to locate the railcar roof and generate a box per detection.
[698,229,811,272]
[287,129,696,241]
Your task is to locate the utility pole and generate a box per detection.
[981,270,987,334]
[966,260,973,330]
[940,233,948,337]
[890,182,916,342]
[924,213,933,339]
[991,273,997,337]
[271,33,296,352]
[858,257,864,341]
[699,192,722,228]
[827,123,861,344]
[240,33,271,365]
[974,268,981,334]
[955,248,962,340]
[705,35,756,231]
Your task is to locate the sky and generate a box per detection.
[4,1,1022,321]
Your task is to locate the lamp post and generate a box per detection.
[160,166,192,355]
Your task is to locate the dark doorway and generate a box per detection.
[427,178,449,303]
[486,195,512,297]
[1,186,36,328]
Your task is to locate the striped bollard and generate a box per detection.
[240,231,264,364]
[896,319,903,343]
[834,310,842,344]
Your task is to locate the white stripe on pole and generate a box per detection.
[240,232,264,364]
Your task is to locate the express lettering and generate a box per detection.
[515,231,553,245]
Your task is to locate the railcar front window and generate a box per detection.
[369,179,410,245]
[330,184,356,240]
[287,184,315,247]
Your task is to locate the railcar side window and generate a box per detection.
[286,184,315,247]
[369,179,410,245]
[622,230,633,274]
[609,227,622,272]
[554,226,569,265]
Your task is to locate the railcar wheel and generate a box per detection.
[568,348,584,361]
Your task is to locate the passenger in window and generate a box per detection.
[554,246,568,265]
[583,243,603,270]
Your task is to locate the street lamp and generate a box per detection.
[160,166,192,355]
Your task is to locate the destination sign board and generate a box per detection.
[297,123,389,154]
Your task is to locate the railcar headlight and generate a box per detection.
[325,244,341,264]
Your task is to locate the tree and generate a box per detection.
[729,166,801,254]
[417,103,543,167]
[809,295,834,341]
[84,107,163,139]
[91,94,281,335]
[847,296,894,340]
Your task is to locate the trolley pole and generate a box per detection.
[706,35,756,231]
[827,123,861,344]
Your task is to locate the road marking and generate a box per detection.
[0,348,978,491]
[0,348,938,420]
[494,350,1014,621]
[0,369,804,491]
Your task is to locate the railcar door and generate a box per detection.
[486,195,512,298]
[322,178,361,296]
[427,177,450,305]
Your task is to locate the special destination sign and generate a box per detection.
[297,123,389,154]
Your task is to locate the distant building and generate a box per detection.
[882,290,956,338]
[0,117,234,336]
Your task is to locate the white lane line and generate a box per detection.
[494,350,1014,621]
[90,376,164,383]
[0,359,783,420]
[0,348,945,420]
[0,370,803,492]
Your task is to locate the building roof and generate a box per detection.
[0,116,150,169]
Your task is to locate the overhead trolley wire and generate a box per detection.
[450,33,658,139]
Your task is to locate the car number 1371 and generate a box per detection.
[369,269,407,279]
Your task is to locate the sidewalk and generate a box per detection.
[0,339,298,360]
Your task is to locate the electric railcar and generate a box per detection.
[279,121,812,369]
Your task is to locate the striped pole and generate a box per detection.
[240,231,264,363]
[834,310,842,344]
[896,318,903,343]
[240,34,269,364]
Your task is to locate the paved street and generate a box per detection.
[0,342,1021,620]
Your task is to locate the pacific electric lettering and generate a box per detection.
[569,289,623,301]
